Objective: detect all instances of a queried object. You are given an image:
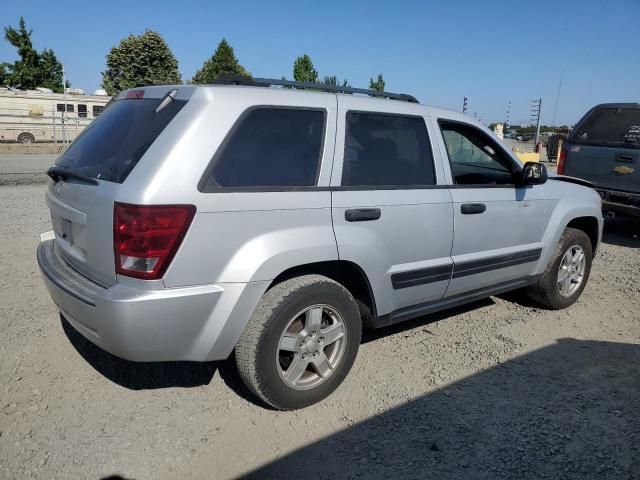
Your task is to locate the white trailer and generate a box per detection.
[0,87,111,143]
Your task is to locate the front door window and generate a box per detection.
[440,121,516,185]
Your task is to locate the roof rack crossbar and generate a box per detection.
[213,75,419,103]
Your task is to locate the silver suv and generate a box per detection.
[37,78,603,410]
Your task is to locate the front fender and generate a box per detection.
[535,181,603,275]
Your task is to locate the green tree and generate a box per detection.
[0,63,9,85]
[293,54,318,83]
[102,30,181,95]
[369,73,385,92]
[3,17,66,92]
[322,75,337,85]
[322,75,350,88]
[192,38,250,84]
[3,17,39,88]
[38,48,65,91]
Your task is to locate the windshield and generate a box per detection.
[55,97,186,183]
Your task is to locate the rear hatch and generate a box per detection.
[46,87,188,287]
[564,104,640,193]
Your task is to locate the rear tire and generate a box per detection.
[527,227,593,309]
[18,132,35,144]
[235,274,361,410]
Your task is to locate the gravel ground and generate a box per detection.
[0,155,56,186]
[0,183,639,480]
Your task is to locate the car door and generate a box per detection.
[434,119,547,297]
[331,96,454,319]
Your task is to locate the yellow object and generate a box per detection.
[613,165,634,174]
[512,147,540,163]
[28,105,44,116]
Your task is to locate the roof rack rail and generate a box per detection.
[213,75,419,104]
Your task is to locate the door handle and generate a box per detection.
[345,208,381,222]
[461,203,486,214]
[616,153,636,163]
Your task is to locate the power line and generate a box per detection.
[552,69,563,126]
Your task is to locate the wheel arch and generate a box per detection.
[268,260,377,319]
[536,202,603,276]
[566,216,600,253]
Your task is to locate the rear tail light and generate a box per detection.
[557,144,568,175]
[114,203,196,280]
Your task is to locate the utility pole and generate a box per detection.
[462,96,468,114]
[531,98,542,147]
[505,100,511,131]
[62,64,67,145]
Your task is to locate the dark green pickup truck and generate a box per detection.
[559,103,640,218]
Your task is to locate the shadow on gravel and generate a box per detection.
[61,316,218,390]
[602,217,640,248]
[216,351,275,409]
[61,315,270,407]
[245,339,640,480]
[495,288,542,309]
[361,298,495,344]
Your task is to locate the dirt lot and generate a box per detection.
[1,182,639,480]
[0,155,56,185]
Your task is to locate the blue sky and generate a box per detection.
[1,0,638,125]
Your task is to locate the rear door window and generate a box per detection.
[55,97,186,183]
[342,112,435,186]
[573,107,640,147]
[199,107,325,190]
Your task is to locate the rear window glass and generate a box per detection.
[199,108,325,190]
[56,97,185,183]
[574,107,640,146]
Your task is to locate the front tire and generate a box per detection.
[527,227,593,309]
[235,275,362,410]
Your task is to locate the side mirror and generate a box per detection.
[521,161,548,185]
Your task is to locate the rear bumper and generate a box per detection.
[37,238,268,362]
[596,188,640,217]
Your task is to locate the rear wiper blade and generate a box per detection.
[155,88,178,113]
[47,166,99,185]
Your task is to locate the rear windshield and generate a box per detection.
[55,97,186,183]
[573,107,640,147]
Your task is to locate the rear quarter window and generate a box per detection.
[199,107,325,191]
[573,107,640,147]
[55,97,186,183]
